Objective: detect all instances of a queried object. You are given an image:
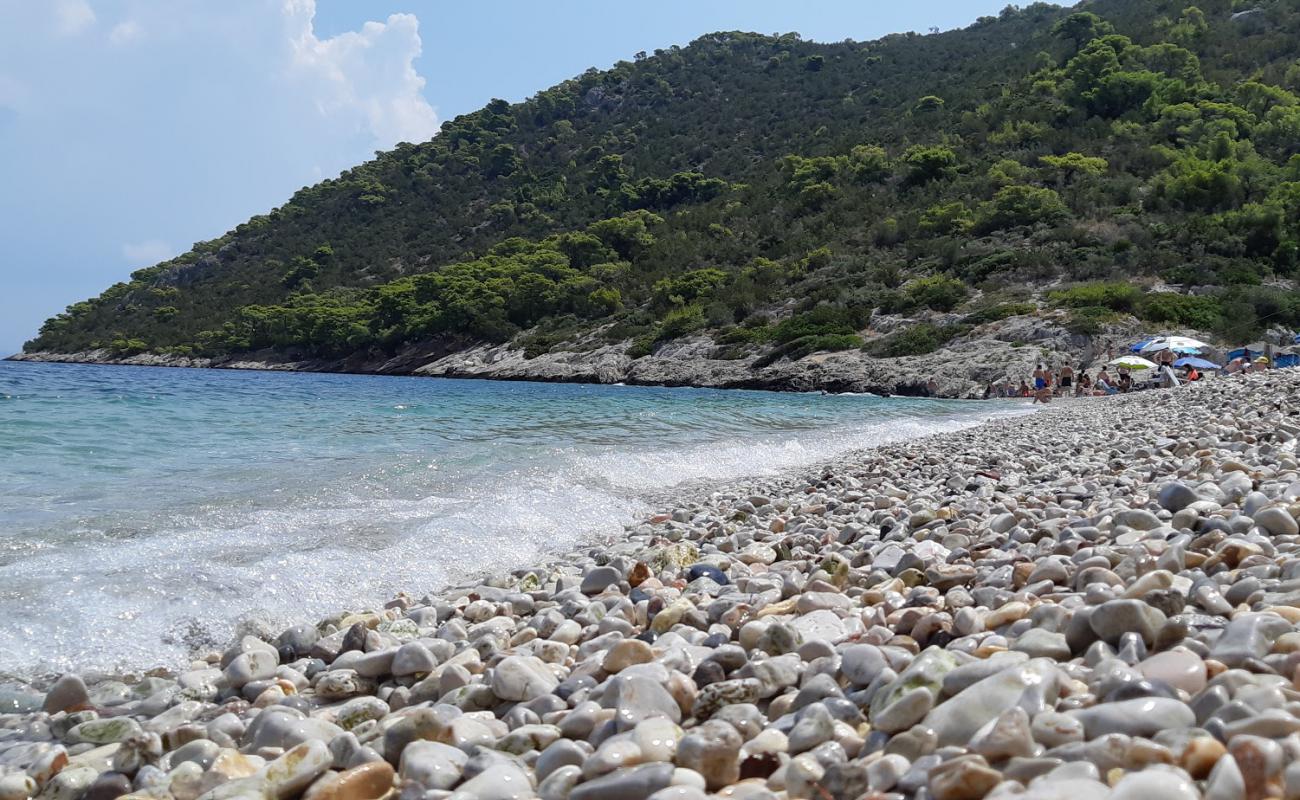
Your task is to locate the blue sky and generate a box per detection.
[0,0,1019,354]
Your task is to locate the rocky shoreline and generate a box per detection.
[6,313,1096,399]
[4,370,1300,800]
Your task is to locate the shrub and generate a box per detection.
[906,276,969,311]
[1135,292,1223,329]
[770,305,870,342]
[977,185,1068,232]
[869,323,968,357]
[753,333,863,368]
[962,302,1037,325]
[1047,282,1142,312]
[1064,306,1120,335]
[657,305,707,339]
[109,337,149,355]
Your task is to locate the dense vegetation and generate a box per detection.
[27,0,1300,364]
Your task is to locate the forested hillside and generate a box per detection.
[23,0,1300,368]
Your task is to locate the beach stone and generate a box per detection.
[1030,711,1083,748]
[0,774,37,800]
[603,675,682,730]
[262,741,332,800]
[675,720,741,790]
[603,640,653,673]
[391,643,437,677]
[1285,761,1300,800]
[492,655,558,702]
[67,718,141,745]
[399,741,467,791]
[788,610,846,643]
[1212,612,1292,667]
[928,755,1000,800]
[872,688,933,734]
[172,739,221,771]
[1138,650,1206,695]
[569,763,674,800]
[302,762,393,800]
[633,717,682,763]
[1089,600,1166,646]
[223,651,277,689]
[870,648,957,726]
[1158,483,1199,512]
[582,567,621,595]
[81,771,130,800]
[1012,629,1070,661]
[866,754,910,792]
[1205,754,1246,800]
[35,766,97,800]
[787,704,835,753]
[452,760,533,800]
[334,698,388,732]
[1066,698,1194,739]
[537,765,581,800]
[1256,506,1300,536]
[942,652,1027,696]
[969,707,1035,760]
[840,645,887,686]
[536,739,586,782]
[1109,770,1199,800]
[925,658,1060,746]
[686,564,727,585]
[43,675,89,714]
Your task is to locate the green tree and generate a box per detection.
[902,145,958,185]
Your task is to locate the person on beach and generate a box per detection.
[1033,365,1046,393]
[1058,363,1074,396]
[1118,372,1133,393]
[1032,385,1052,404]
[926,379,940,397]
[1076,372,1092,396]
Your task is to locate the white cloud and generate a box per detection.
[0,1,443,351]
[109,20,143,46]
[54,0,95,36]
[283,1,439,145]
[122,240,174,267]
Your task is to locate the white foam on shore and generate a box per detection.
[0,390,1029,683]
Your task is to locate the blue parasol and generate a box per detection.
[1173,356,1220,370]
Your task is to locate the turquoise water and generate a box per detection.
[0,361,1022,679]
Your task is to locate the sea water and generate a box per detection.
[0,361,1024,681]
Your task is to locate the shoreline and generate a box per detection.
[2,370,1298,800]
[1,382,1030,688]
[5,328,1075,399]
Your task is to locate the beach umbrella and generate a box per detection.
[1109,355,1158,370]
[1140,336,1209,354]
[1173,356,1220,370]
[1130,339,1154,352]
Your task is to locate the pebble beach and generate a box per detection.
[4,369,1300,800]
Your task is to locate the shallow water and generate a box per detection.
[0,361,1024,680]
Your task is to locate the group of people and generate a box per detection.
[980,342,1291,403]
[984,348,1210,403]
[984,364,1137,402]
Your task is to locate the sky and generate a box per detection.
[0,0,1020,355]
